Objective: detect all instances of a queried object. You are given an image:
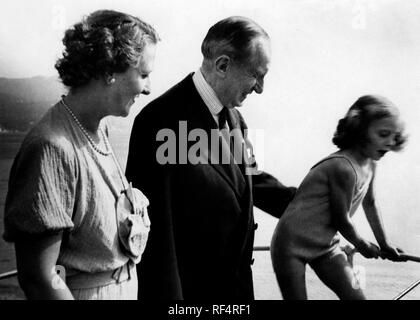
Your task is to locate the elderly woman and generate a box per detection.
[3,10,159,300]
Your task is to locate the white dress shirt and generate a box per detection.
[192,68,227,128]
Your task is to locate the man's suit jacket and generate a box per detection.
[126,73,295,300]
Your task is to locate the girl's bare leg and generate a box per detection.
[310,250,366,300]
[272,255,308,300]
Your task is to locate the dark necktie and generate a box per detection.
[218,107,231,149]
[218,108,245,176]
[218,107,231,164]
[218,107,229,129]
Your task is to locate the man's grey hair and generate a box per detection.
[201,16,269,65]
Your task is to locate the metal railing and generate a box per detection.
[0,270,17,280]
[254,246,420,300]
[1,247,420,299]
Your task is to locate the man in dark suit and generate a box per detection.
[126,16,296,300]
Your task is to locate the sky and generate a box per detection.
[1,0,420,251]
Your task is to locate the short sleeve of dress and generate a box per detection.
[3,137,77,242]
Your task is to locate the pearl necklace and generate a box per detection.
[60,96,111,156]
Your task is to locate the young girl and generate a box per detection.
[271,95,408,300]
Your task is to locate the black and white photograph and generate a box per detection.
[1,0,420,305]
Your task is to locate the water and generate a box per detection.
[1,128,420,300]
[0,132,26,299]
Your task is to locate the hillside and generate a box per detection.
[0,76,65,132]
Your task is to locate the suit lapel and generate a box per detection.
[183,75,253,261]
[226,109,252,187]
[184,75,247,196]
